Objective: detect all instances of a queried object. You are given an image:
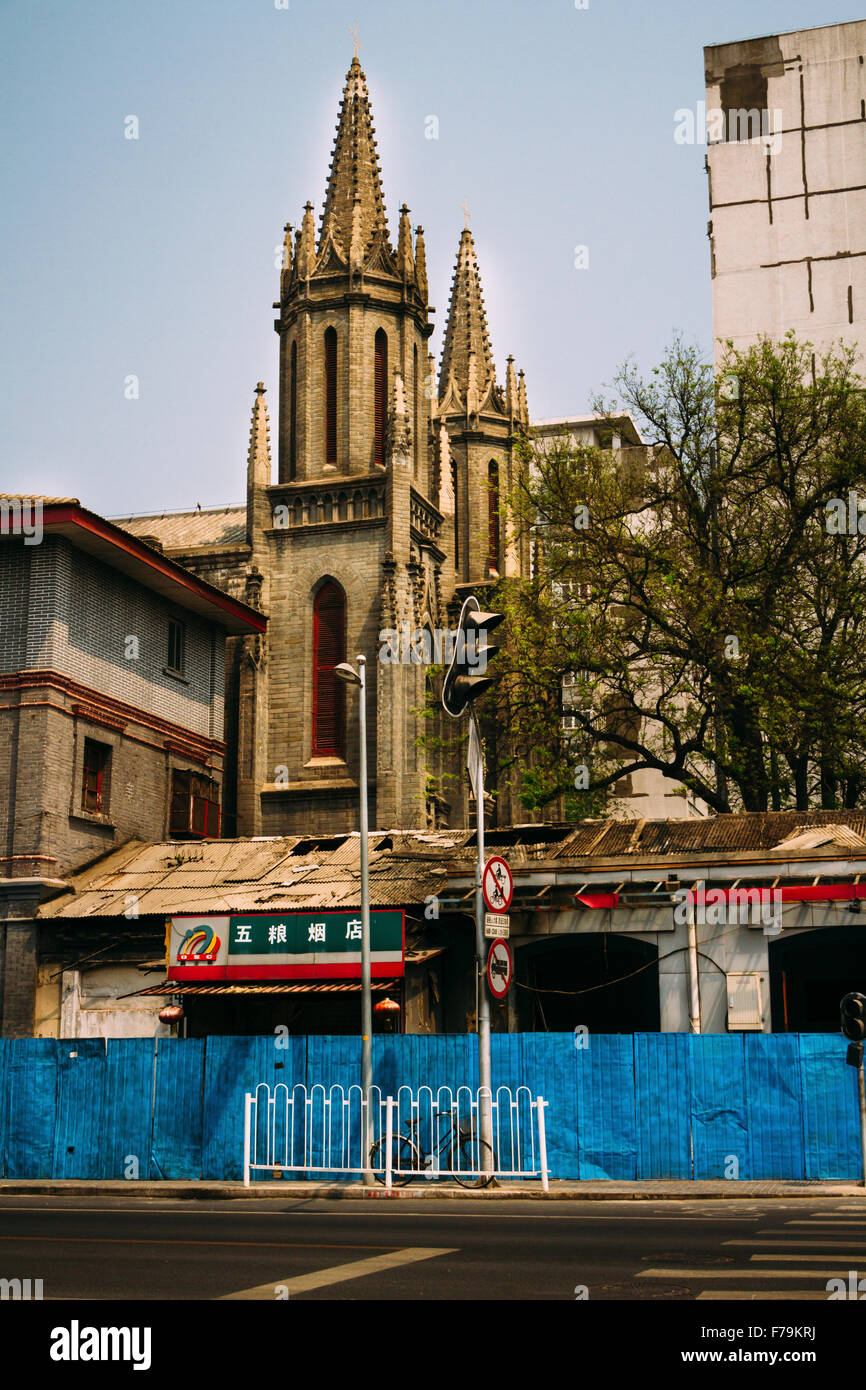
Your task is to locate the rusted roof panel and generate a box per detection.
[38,811,866,922]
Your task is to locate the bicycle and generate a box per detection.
[370,1105,494,1189]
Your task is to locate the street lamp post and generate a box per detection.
[335,655,373,1183]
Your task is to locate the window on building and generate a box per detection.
[551,578,592,604]
[312,581,346,757]
[452,460,459,571]
[374,329,388,466]
[488,460,500,573]
[413,345,419,475]
[324,327,337,467]
[720,65,768,142]
[289,340,298,478]
[167,619,185,675]
[81,739,111,814]
[169,770,220,838]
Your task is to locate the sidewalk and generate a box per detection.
[1,1178,863,1200]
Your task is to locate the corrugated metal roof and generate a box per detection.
[39,835,456,919]
[38,812,866,923]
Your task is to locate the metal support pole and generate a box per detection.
[358,655,374,1183]
[537,1097,549,1192]
[858,1060,866,1188]
[385,1093,394,1193]
[472,708,494,1174]
[243,1093,251,1189]
[687,884,702,1034]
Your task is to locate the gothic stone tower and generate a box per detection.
[433,225,531,826]
[244,56,445,832]
[120,57,530,834]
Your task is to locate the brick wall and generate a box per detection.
[0,537,224,738]
[0,537,230,875]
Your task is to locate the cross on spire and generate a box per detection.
[461,198,471,229]
[350,22,362,59]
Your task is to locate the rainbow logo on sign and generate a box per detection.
[176,924,221,963]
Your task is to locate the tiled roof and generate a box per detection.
[115,506,247,552]
[545,810,866,861]
[0,494,79,505]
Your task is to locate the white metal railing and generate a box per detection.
[242,1083,549,1190]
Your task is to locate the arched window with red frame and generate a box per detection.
[312,581,346,757]
[324,327,337,467]
[374,329,388,466]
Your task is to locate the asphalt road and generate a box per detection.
[1,1194,865,1301]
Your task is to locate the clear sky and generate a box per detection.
[0,0,855,515]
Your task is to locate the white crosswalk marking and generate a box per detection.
[726,1239,866,1248]
[750,1253,866,1262]
[639,1267,850,1279]
[219,1245,457,1299]
[697,1291,827,1301]
[644,1209,866,1298]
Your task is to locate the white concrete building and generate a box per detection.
[530,416,709,822]
[705,19,866,364]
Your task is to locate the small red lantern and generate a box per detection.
[159,1003,184,1025]
[374,997,400,1015]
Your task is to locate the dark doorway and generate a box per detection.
[769,925,866,1031]
[517,935,660,1033]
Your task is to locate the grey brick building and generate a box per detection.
[0,496,265,1036]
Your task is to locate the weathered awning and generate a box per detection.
[135,978,402,997]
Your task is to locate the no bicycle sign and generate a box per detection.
[482,856,513,914]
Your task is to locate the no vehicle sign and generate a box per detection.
[482,856,513,913]
[486,939,513,999]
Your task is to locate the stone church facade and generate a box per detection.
[120,58,531,836]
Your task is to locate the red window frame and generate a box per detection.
[82,739,110,813]
[312,581,346,757]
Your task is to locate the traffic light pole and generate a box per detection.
[442,595,504,1180]
[471,706,494,1176]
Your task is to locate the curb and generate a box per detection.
[1,1180,864,1201]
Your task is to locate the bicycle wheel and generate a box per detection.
[370,1135,420,1186]
[454,1135,495,1189]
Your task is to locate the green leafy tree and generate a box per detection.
[493,333,866,815]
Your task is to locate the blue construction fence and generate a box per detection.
[0,1032,859,1181]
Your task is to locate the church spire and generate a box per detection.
[247,381,271,485]
[246,381,271,545]
[319,57,388,260]
[438,227,495,405]
[397,204,414,283]
[414,225,428,305]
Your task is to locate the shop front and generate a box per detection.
[142,909,406,1036]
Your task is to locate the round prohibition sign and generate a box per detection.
[482,856,513,913]
[486,938,513,999]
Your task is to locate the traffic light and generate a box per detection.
[840,992,866,1042]
[442,595,504,718]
